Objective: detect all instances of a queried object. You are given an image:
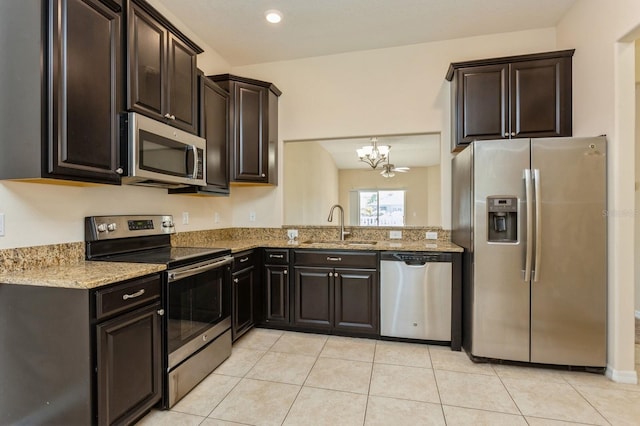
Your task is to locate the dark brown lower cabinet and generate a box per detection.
[264,264,290,324]
[293,267,333,330]
[96,302,162,425]
[0,274,162,425]
[232,250,257,341]
[292,250,379,335]
[333,269,378,334]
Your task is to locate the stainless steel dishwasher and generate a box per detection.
[380,252,452,341]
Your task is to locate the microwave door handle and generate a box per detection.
[189,145,198,179]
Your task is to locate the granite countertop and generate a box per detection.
[193,239,463,253]
[0,261,166,289]
[0,237,460,290]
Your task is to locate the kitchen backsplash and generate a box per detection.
[0,226,450,273]
[0,242,84,274]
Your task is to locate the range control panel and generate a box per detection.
[85,215,175,241]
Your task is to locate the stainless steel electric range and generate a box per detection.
[85,215,233,408]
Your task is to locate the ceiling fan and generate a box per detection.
[380,155,410,178]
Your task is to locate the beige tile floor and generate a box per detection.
[137,328,640,426]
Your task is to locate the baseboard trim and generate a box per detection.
[606,366,638,384]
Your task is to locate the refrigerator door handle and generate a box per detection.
[533,168,542,282]
[524,169,533,282]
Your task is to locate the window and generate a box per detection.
[358,190,405,226]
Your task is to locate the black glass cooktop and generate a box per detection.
[96,246,231,268]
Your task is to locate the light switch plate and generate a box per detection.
[389,230,402,239]
[0,213,4,236]
[182,212,189,225]
[426,231,438,240]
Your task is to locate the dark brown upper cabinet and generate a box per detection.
[0,0,124,185]
[126,0,202,134]
[169,73,230,196]
[446,50,574,152]
[211,74,281,185]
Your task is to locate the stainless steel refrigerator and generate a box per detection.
[452,137,606,367]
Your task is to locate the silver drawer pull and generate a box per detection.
[122,289,145,300]
[270,254,284,259]
[239,257,249,263]
[327,257,342,262]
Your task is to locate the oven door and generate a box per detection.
[165,256,232,370]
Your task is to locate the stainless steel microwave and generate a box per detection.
[121,112,206,188]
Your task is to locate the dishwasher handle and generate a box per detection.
[383,252,452,264]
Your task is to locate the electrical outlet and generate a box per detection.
[249,211,256,222]
[426,231,438,240]
[287,229,298,240]
[389,230,402,239]
[182,212,189,225]
[214,212,220,223]
[0,213,4,237]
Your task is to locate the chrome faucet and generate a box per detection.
[327,204,350,241]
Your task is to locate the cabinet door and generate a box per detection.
[201,76,230,192]
[167,33,197,133]
[264,265,289,324]
[47,0,122,184]
[334,268,378,334]
[510,57,572,138]
[293,267,332,330]
[454,64,509,148]
[232,266,255,341]
[127,1,166,120]
[232,82,268,182]
[96,302,162,425]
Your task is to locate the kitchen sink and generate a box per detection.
[302,240,378,247]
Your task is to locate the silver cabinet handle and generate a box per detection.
[511,132,516,136]
[239,257,249,263]
[283,270,287,275]
[122,289,145,300]
[533,169,542,282]
[327,257,342,262]
[524,169,533,282]
[164,113,172,119]
[329,272,333,277]
[157,309,165,316]
[233,278,239,283]
[270,254,284,259]
[115,167,123,174]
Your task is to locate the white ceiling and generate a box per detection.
[310,133,440,170]
[156,0,577,66]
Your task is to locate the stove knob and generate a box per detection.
[97,223,107,233]
[162,220,174,229]
[107,223,117,232]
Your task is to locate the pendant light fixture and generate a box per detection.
[356,137,390,169]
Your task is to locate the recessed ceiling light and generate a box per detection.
[265,9,282,24]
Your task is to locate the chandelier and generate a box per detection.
[356,138,390,169]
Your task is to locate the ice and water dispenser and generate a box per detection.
[487,196,517,243]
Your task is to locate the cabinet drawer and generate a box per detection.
[233,250,256,272]
[95,274,161,320]
[264,249,289,265]
[294,250,378,269]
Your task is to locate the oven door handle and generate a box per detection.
[167,256,233,282]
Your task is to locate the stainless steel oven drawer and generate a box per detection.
[95,274,161,320]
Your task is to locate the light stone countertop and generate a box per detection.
[0,261,166,289]
[195,239,463,253]
[0,238,460,290]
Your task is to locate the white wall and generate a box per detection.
[283,142,339,225]
[556,0,640,382]
[230,28,558,230]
